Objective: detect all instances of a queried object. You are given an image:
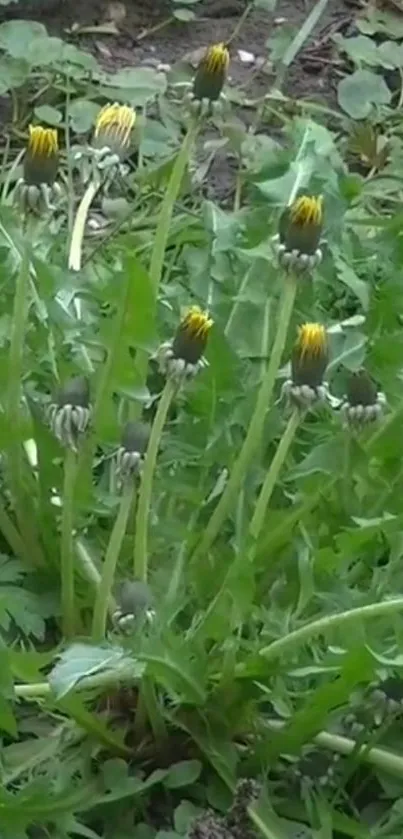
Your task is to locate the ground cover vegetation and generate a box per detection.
[2,0,403,837]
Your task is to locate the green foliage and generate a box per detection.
[2,3,403,839]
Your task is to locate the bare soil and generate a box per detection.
[0,0,357,200]
[0,0,354,98]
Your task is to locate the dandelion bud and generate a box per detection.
[48,376,91,451]
[282,323,329,409]
[116,421,150,484]
[275,195,323,274]
[15,125,61,213]
[157,306,213,383]
[187,43,230,117]
[341,368,386,427]
[112,580,155,633]
[193,43,230,102]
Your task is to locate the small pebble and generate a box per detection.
[237,49,255,65]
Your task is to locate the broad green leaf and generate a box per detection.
[100,67,167,105]
[173,8,195,20]
[49,643,142,698]
[33,105,62,126]
[163,760,202,789]
[68,99,101,133]
[138,642,206,705]
[338,69,391,118]
[174,800,201,833]
[333,253,370,311]
[289,437,346,479]
[57,695,131,756]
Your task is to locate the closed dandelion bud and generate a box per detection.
[193,43,229,102]
[116,421,150,483]
[294,749,341,791]
[282,323,329,410]
[292,323,329,387]
[48,376,91,451]
[347,369,377,407]
[16,125,61,213]
[157,306,213,383]
[24,126,59,186]
[93,103,136,160]
[341,368,386,427]
[112,580,155,633]
[276,195,323,274]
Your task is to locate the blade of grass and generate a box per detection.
[274,0,331,90]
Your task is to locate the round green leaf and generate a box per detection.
[173,8,195,20]
[164,760,202,789]
[69,99,101,133]
[338,69,391,118]
[100,67,167,106]
[34,105,63,126]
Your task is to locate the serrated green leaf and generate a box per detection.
[49,643,143,698]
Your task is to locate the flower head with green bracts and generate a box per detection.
[75,102,136,184]
[157,306,213,382]
[282,323,330,409]
[112,579,155,633]
[93,103,136,159]
[186,43,230,117]
[48,376,91,451]
[274,195,324,274]
[15,125,62,214]
[340,368,386,427]
[116,421,150,486]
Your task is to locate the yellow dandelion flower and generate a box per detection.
[93,103,136,157]
[296,323,327,357]
[292,323,328,388]
[289,195,323,227]
[279,194,324,258]
[172,306,213,364]
[193,43,230,102]
[28,126,58,158]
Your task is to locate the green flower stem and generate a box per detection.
[149,117,199,293]
[314,729,403,779]
[267,718,403,780]
[192,275,298,560]
[75,538,102,589]
[75,538,118,617]
[14,682,51,699]
[7,247,44,567]
[250,408,301,542]
[61,448,79,639]
[0,499,26,561]
[92,484,135,642]
[257,400,403,563]
[129,118,199,421]
[7,246,29,466]
[13,662,140,700]
[134,676,168,742]
[68,180,99,272]
[260,598,403,661]
[76,271,132,495]
[134,379,176,582]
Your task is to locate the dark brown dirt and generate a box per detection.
[0,0,354,98]
[0,0,357,201]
